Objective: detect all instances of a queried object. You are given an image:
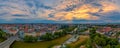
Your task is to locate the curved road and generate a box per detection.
[0,36,17,48]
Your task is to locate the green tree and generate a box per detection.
[108,38,118,45]
[103,45,111,48]
[94,36,106,46]
[90,28,96,39]
[54,32,60,38]
[40,33,54,41]
[116,32,120,38]
[115,45,120,48]
[90,28,96,34]
[0,29,7,38]
[24,35,37,42]
[85,39,93,48]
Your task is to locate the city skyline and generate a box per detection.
[0,0,120,23]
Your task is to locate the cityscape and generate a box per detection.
[0,0,120,48]
[0,24,120,48]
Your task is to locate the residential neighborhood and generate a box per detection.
[0,23,120,48]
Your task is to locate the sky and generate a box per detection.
[0,0,120,23]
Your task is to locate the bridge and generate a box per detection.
[0,36,17,48]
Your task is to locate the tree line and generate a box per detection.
[85,28,120,48]
[0,29,7,39]
[23,26,76,42]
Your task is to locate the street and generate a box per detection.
[0,36,17,48]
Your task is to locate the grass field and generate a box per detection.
[67,35,89,48]
[0,38,5,43]
[10,35,72,48]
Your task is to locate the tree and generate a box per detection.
[103,45,111,48]
[90,28,96,39]
[0,30,7,38]
[115,45,120,48]
[54,32,60,38]
[94,36,106,46]
[116,32,120,38]
[40,33,54,41]
[108,38,118,45]
[24,35,37,42]
[85,39,93,48]
[90,28,96,34]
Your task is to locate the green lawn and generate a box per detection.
[10,35,72,48]
[67,35,89,48]
[0,38,5,43]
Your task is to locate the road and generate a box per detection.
[0,36,17,48]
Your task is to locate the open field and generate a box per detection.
[67,35,89,48]
[10,34,72,48]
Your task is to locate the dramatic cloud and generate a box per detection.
[0,0,120,23]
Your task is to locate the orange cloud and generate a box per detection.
[50,4,100,21]
[100,1,118,13]
[38,0,119,21]
[11,10,25,14]
[75,4,100,13]
[49,0,119,21]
